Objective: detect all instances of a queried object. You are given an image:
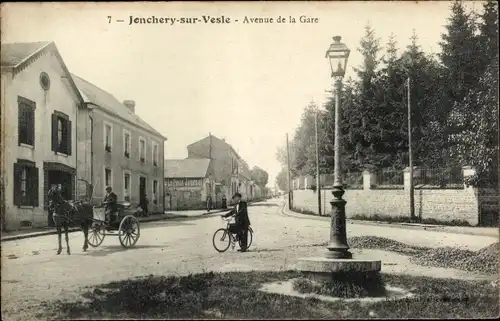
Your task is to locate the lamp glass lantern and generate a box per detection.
[325,36,350,78]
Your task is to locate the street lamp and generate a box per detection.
[325,36,352,259]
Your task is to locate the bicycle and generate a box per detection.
[212,216,253,253]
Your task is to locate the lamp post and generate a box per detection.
[325,36,352,259]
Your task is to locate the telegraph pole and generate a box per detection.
[407,77,415,222]
[286,133,293,210]
[314,107,322,216]
[209,133,213,201]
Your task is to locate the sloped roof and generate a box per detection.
[1,41,50,67]
[71,74,166,139]
[1,41,84,105]
[164,159,211,178]
[188,134,244,161]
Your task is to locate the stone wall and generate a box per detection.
[291,166,498,226]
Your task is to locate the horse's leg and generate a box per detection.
[64,223,71,255]
[82,221,89,252]
[56,224,62,255]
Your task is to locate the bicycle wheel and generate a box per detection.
[239,227,253,250]
[213,228,231,253]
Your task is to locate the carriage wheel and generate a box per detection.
[88,222,105,247]
[118,215,140,248]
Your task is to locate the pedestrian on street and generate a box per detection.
[206,195,213,212]
[140,194,149,217]
[222,192,250,252]
[221,195,227,209]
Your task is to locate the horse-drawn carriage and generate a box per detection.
[78,179,140,249]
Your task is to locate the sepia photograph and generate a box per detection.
[0,1,498,320]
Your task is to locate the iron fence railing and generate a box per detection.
[374,170,404,189]
[343,171,363,190]
[413,167,463,189]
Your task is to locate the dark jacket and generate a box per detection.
[223,201,250,227]
[103,192,118,213]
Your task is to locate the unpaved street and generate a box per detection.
[2,201,497,320]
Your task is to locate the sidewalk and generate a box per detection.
[281,202,499,237]
[0,208,227,242]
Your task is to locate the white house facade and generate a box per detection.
[71,75,167,213]
[0,42,89,230]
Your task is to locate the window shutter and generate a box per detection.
[13,163,22,206]
[31,166,39,207]
[51,114,57,152]
[18,106,23,145]
[67,119,72,155]
[29,107,35,147]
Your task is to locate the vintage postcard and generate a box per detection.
[1,1,498,320]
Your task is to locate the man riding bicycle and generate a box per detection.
[222,192,250,252]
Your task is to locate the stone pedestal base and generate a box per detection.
[296,257,382,282]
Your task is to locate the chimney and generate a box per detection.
[123,100,135,113]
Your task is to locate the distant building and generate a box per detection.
[1,41,89,230]
[164,158,215,210]
[72,75,167,213]
[186,134,252,202]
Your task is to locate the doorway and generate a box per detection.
[46,170,73,227]
[139,176,147,201]
[48,171,73,199]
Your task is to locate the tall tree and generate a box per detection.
[402,31,448,167]
[350,23,383,168]
[275,168,289,191]
[369,34,408,169]
[476,0,499,73]
[439,1,482,111]
[448,57,499,187]
[250,166,269,187]
[291,102,327,176]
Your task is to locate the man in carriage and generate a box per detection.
[103,185,118,224]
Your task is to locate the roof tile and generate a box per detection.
[164,159,211,178]
[71,74,165,139]
[1,41,50,67]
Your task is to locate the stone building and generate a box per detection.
[72,75,167,213]
[186,134,251,202]
[0,41,89,230]
[164,158,215,210]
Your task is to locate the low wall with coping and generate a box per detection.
[291,166,498,226]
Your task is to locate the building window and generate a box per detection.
[153,180,158,205]
[13,160,39,207]
[123,131,131,158]
[124,172,131,201]
[152,143,158,167]
[139,138,146,163]
[105,167,112,189]
[18,97,35,147]
[104,123,112,152]
[51,111,71,155]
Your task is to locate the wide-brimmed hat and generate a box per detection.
[232,192,242,199]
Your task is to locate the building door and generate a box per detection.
[139,176,147,201]
[46,170,73,227]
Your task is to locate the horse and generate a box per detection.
[52,200,94,255]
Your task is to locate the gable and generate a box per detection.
[1,41,84,107]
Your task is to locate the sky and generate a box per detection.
[1,1,482,187]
